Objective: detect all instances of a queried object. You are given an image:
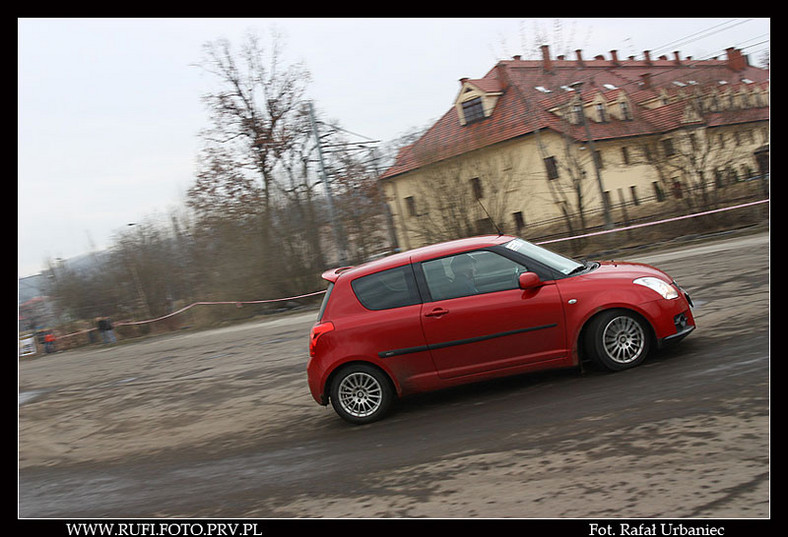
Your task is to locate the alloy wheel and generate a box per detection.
[337,371,384,418]
[602,315,646,364]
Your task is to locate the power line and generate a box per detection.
[650,19,752,56]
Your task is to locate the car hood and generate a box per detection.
[580,261,674,283]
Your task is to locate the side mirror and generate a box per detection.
[518,271,541,289]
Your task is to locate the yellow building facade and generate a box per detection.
[380,46,769,250]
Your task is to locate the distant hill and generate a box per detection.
[18,251,107,305]
[19,273,46,304]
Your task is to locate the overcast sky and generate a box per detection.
[17,17,770,278]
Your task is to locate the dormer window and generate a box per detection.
[620,100,632,120]
[455,78,503,126]
[595,103,608,122]
[572,103,584,125]
[462,97,485,124]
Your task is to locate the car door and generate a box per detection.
[417,249,567,379]
[345,263,440,390]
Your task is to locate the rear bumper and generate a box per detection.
[307,357,328,405]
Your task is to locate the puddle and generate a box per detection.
[19,390,48,405]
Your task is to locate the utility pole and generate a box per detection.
[308,101,348,265]
[570,81,613,230]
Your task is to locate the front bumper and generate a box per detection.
[656,282,696,348]
[659,322,695,347]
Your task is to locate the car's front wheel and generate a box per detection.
[585,310,650,371]
[330,364,393,424]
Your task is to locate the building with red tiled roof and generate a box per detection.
[380,45,769,250]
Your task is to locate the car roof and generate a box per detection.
[322,235,515,282]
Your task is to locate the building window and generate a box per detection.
[475,218,495,234]
[594,150,604,169]
[630,185,640,206]
[672,179,683,199]
[405,196,417,217]
[572,104,584,124]
[621,146,630,165]
[714,168,725,188]
[462,97,485,124]
[652,182,665,202]
[470,177,484,200]
[620,101,632,120]
[544,156,559,180]
[643,144,653,163]
[596,103,608,122]
[662,138,676,157]
[513,211,525,233]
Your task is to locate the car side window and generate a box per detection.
[422,250,526,301]
[351,265,421,310]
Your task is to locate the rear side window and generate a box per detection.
[317,282,334,321]
[351,265,421,310]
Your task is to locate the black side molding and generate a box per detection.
[378,324,558,358]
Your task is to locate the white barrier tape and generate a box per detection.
[535,199,768,245]
[116,290,328,327]
[53,199,767,342]
[56,290,327,340]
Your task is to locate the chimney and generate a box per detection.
[640,73,651,89]
[512,55,521,61]
[726,47,745,71]
[610,50,620,65]
[575,49,584,66]
[459,77,469,86]
[643,50,652,65]
[541,44,553,72]
[673,51,682,65]
[495,62,511,90]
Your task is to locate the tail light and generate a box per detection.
[309,322,334,357]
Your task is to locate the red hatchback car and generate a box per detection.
[307,235,695,424]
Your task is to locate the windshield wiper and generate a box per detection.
[567,262,587,275]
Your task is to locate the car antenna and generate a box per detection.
[477,198,503,236]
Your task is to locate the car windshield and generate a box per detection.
[503,238,585,276]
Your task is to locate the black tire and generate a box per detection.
[329,364,393,424]
[585,310,651,371]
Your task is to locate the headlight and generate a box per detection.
[634,277,679,299]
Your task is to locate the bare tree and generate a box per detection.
[193,30,312,293]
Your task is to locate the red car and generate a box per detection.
[307,235,695,424]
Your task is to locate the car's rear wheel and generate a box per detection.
[330,364,393,424]
[586,310,650,371]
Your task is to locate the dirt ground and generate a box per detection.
[19,232,770,519]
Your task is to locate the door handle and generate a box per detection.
[425,307,450,318]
